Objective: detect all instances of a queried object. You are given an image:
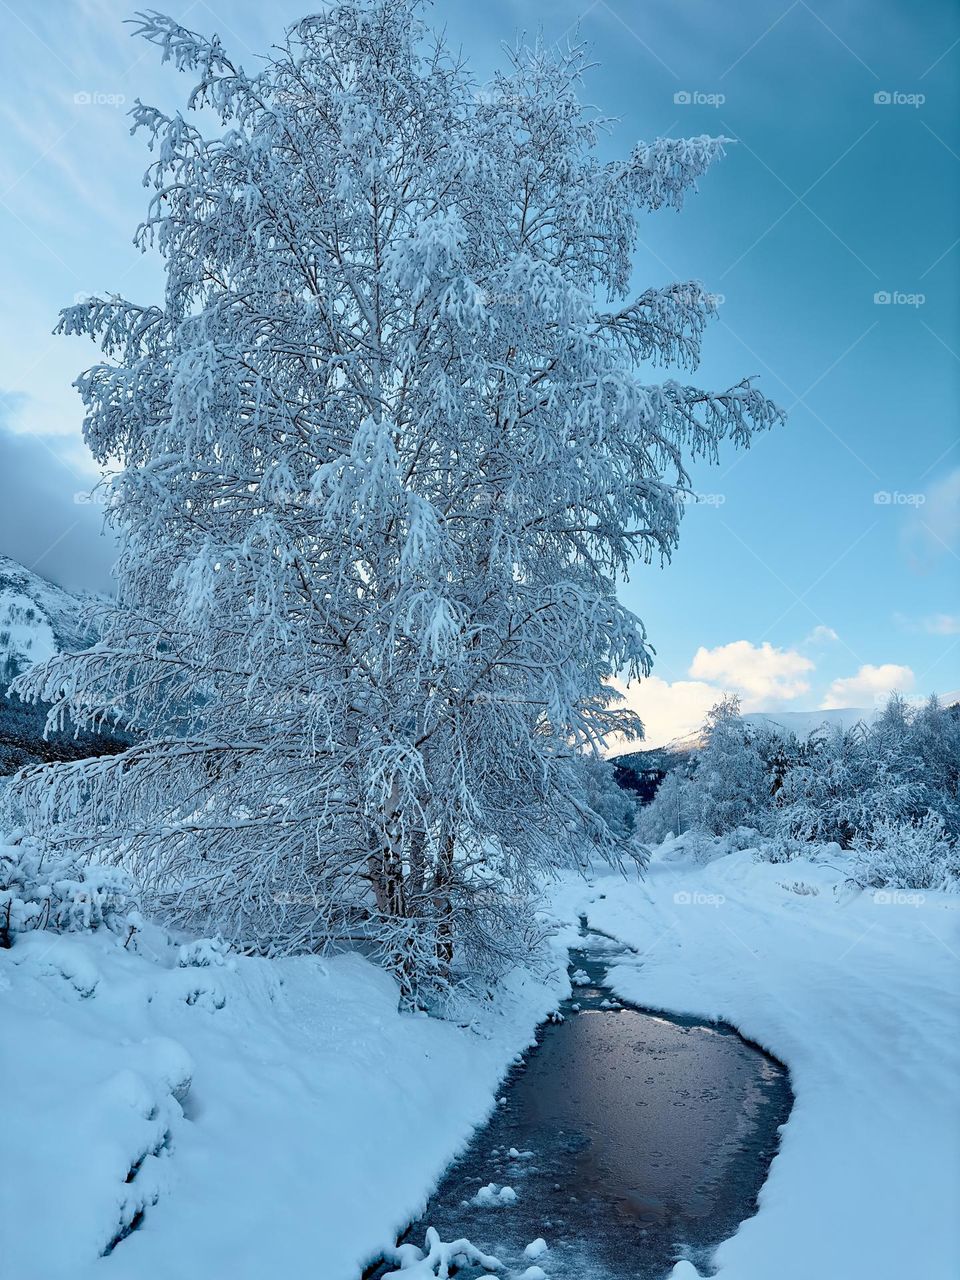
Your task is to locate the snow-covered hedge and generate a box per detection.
[0,833,140,947]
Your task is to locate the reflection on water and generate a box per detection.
[384,927,792,1280]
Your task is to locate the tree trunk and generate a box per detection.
[432,829,455,982]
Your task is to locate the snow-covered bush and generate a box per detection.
[0,833,139,947]
[907,695,960,831]
[773,723,873,848]
[756,833,804,864]
[674,827,722,863]
[852,812,959,892]
[177,935,234,969]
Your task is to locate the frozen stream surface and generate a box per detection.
[378,920,793,1279]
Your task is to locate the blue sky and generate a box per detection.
[0,0,957,741]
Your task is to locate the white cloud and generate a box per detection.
[612,640,922,753]
[688,640,814,708]
[610,637,816,750]
[804,624,839,645]
[609,675,721,751]
[821,663,915,710]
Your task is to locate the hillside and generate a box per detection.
[0,557,127,775]
[610,735,699,804]
[0,555,101,675]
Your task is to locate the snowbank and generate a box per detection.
[0,927,569,1279]
[552,845,960,1280]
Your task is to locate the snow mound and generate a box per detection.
[466,1182,518,1207]
[381,1227,502,1278]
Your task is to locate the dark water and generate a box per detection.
[377,922,792,1280]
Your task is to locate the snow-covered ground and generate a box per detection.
[0,925,569,1280]
[4,842,959,1280]
[552,843,960,1280]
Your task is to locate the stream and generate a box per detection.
[378,917,792,1279]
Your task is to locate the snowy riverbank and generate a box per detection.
[552,842,960,1280]
[3,840,958,1279]
[0,924,570,1279]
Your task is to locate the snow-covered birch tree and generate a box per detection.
[11,1,782,1000]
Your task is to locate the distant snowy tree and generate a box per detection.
[860,693,927,824]
[638,691,960,886]
[691,696,771,835]
[773,696,958,853]
[907,695,960,833]
[576,755,639,846]
[638,698,781,844]
[774,722,872,848]
[11,1,781,1000]
[635,764,697,844]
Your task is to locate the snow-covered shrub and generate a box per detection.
[773,723,873,848]
[678,828,722,863]
[756,833,804,864]
[168,969,228,1011]
[852,812,959,892]
[177,935,234,969]
[724,825,762,852]
[907,695,960,834]
[777,880,819,896]
[0,833,139,947]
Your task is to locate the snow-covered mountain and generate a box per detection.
[0,555,99,679]
[745,697,959,736]
[742,707,874,737]
[0,557,124,775]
